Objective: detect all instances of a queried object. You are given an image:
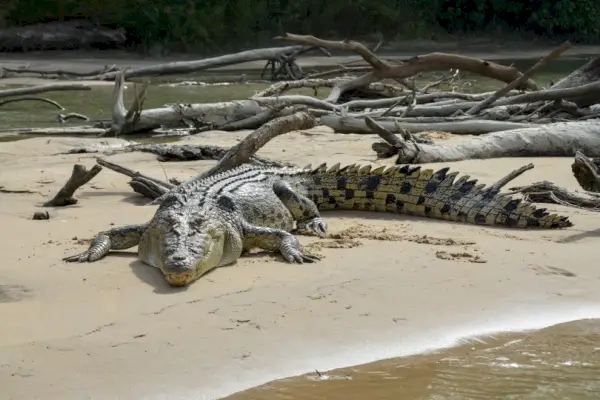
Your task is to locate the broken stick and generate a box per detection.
[44,164,103,207]
[466,41,572,115]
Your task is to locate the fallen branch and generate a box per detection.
[374,120,600,163]
[509,181,600,211]
[321,115,531,135]
[143,111,318,203]
[186,111,317,183]
[1,64,118,79]
[571,150,600,192]
[0,126,106,137]
[466,41,572,115]
[88,45,314,81]
[96,158,175,199]
[276,33,537,103]
[65,142,295,168]
[0,96,64,109]
[0,83,91,98]
[43,164,103,207]
[550,56,600,107]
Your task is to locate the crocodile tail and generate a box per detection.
[308,163,572,229]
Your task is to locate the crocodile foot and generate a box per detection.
[280,235,320,263]
[297,217,328,237]
[64,235,111,262]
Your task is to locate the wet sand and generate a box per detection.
[1,129,600,399]
[226,318,600,399]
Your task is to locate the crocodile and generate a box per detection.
[64,163,573,287]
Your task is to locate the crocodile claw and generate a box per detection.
[297,217,328,237]
[280,235,320,264]
[63,235,111,263]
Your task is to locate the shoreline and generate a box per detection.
[223,310,600,400]
[1,133,600,399]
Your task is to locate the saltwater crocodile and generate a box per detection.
[64,163,573,286]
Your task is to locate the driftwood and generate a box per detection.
[0,83,91,98]
[43,164,103,207]
[65,142,295,168]
[88,46,317,81]
[0,20,125,52]
[509,181,600,211]
[322,115,531,135]
[550,56,600,107]
[465,41,572,115]
[276,33,537,103]
[96,158,175,199]
[182,111,317,184]
[571,150,600,192]
[368,120,600,163]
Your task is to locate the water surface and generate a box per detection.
[226,319,600,399]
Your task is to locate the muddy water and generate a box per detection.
[225,319,600,400]
[0,56,593,140]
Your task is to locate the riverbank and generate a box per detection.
[1,130,599,399]
[0,41,599,81]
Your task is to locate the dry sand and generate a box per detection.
[1,128,600,399]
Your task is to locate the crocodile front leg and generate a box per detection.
[273,180,328,236]
[64,223,149,263]
[242,221,320,264]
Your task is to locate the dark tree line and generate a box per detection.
[2,0,599,52]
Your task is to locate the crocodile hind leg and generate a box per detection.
[273,180,328,236]
[64,223,149,263]
[241,221,320,263]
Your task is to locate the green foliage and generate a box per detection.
[2,0,600,52]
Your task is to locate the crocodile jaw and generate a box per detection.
[164,231,225,287]
[139,220,227,287]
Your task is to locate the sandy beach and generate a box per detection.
[1,127,600,399]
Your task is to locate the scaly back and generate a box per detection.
[305,163,572,229]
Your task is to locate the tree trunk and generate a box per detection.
[550,56,600,107]
[376,120,600,163]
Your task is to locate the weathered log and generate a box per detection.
[151,111,318,204]
[466,41,572,115]
[551,56,600,107]
[43,164,103,207]
[320,115,531,135]
[184,111,317,184]
[1,64,118,79]
[0,126,106,138]
[96,158,174,199]
[0,20,125,52]
[89,45,313,81]
[370,120,600,163]
[66,142,295,168]
[0,83,91,98]
[571,150,600,192]
[0,97,64,109]
[107,71,264,135]
[346,81,600,117]
[509,181,600,211]
[276,33,537,103]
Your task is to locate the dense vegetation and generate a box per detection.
[2,0,600,52]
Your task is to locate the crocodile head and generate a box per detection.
[140,208,227,287]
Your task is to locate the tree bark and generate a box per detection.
[321,115,531,135]
[89,45,312,81]
[550,56,600,107]
[366,120,600,163]
[276,33,537,103]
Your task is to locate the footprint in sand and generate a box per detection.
[435,250,487,264]
[0,284,32,303]
[529,265,577,278]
